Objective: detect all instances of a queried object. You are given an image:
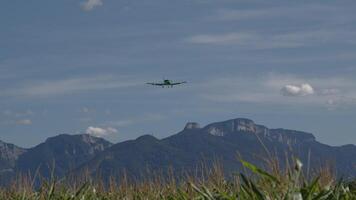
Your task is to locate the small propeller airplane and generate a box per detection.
[146,79,187,88]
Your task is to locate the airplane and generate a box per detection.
[146,79,187,88]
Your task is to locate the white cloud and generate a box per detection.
[188,33,255,45]
[318,88,340,96]
[3,75,140,98]
[214,5,337,21]
[104,109,111,115]
[2,110,34,117]
[16,119,32,125]
[81,0,103,11]
[195,73,356,108]
[107,120,134,127]
[106,113,165,128]
[86,126,118,137]
[81,107,90,113]
[325,96,356,108]
[186,29,356,49]
[191,5,356,50]
[281,83,315,97]
[213,5,356,28]
[79,117,93,123]
[186,32,304,49]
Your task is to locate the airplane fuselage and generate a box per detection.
[147,79,186,88]
[163,80,172,85]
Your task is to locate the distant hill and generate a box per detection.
[0,118,355,186]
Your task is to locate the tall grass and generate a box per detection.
[1,158,355,200]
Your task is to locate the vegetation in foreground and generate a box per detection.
[1,159,355,200]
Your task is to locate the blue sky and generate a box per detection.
[1,0,356,148]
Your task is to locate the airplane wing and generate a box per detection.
[171,81,187,85]
[146,82,164,86]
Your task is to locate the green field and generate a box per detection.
[1,159,355,200]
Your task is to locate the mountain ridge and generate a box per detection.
[0,117,355,186]
[75,118,356,180]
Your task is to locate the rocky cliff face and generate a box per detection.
[0,140,26,186]
[204,118,268,136]
[0,140,26,171]
[203,118,315,146]
[184,122,201,130]
[16,134,112,178]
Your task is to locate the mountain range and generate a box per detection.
[1,118,355,186]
